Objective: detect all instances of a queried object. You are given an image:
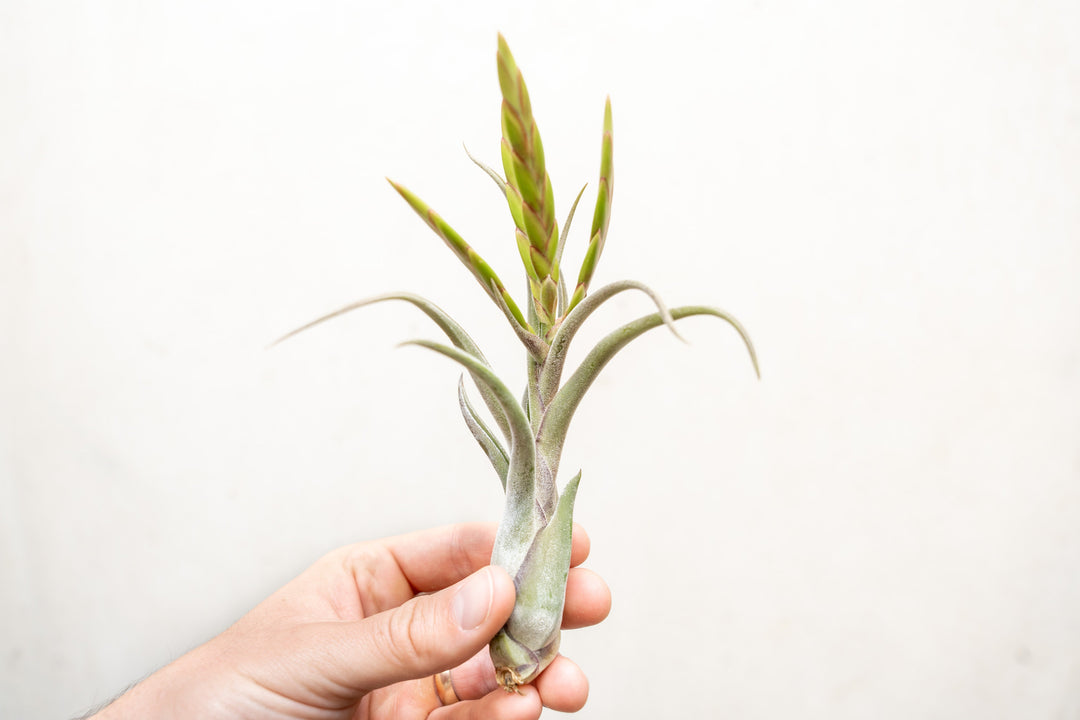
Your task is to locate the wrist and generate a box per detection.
[89,644,229,719]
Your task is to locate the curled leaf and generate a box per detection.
[270,292,512,445]
[538,280,685,405]
[458,376,510,489]
[538,305,759,466]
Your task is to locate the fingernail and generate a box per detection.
[452,567,494,630]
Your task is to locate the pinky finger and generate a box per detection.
[534,655,589,712]
[430,685,542,720]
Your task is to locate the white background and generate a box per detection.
[3,1,1079,718]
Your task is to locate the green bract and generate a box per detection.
[277,34,759,692]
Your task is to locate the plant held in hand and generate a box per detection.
[277,34,759,692]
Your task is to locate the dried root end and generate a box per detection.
[496,666,527,694]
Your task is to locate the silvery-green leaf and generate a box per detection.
[399,339,539,574]
[539,280,684,405]
[271,292,513,445]
[538,305,759,466]
[554,184,587,318]
[458,375,509,489]
[555,184,587,269]
[489,470,580,690]
[463,143,509,197]
[513,470,579,632]
[520,385,531,419]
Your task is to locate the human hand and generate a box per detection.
[92,522,611,719]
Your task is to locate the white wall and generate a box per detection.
[2,1,1078,717]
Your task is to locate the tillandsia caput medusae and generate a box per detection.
[276,34,759,692]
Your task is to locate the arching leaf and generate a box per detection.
[271,292,512,444]
[400,339,540,575]
[538,306,759,464]
[538,280,684,405]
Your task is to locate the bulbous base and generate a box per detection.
[490,628,561,692]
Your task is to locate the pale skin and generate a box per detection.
[90,523,611,720]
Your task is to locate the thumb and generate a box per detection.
[311,565,516,693]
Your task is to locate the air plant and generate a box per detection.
[277,34,759,692]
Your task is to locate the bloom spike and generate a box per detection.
[497,34,560,329]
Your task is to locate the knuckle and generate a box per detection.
[377,598,436,669]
